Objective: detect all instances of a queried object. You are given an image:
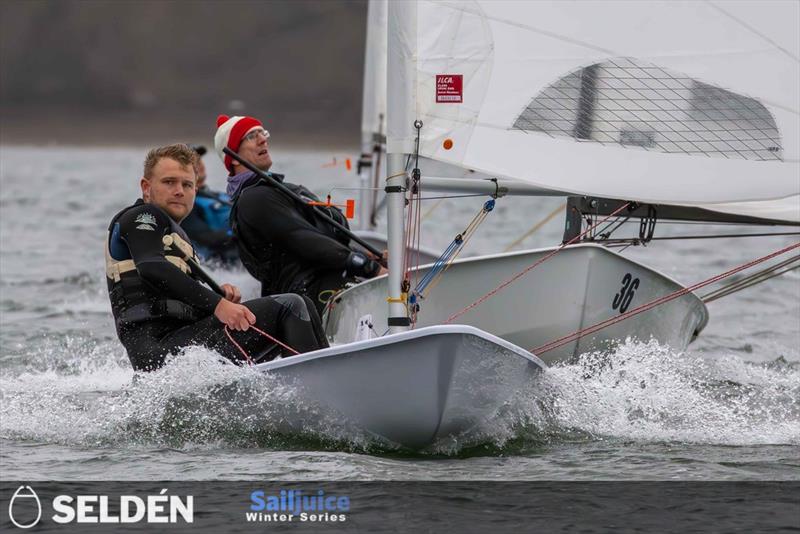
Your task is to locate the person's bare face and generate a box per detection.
[234,128,272,172]
[141,157,197,222]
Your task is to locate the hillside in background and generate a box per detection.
[0,0,367,147]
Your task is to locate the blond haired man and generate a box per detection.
[105,144,327,371]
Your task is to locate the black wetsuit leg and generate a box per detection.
[163,295,329,362]
[298,294,328,345]
[265,294,329,353]
[120,296,327,371]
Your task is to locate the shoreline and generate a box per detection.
[0,140,360,152]
[0,109,361,152]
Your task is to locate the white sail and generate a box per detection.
[387,0,800,205]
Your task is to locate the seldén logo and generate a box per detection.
[7,485,194,527]
[8,486,42,529]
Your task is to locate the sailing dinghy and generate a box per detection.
[236,0,798,451]
[252,325,545,450]
[326,0,798,361]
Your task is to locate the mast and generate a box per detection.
[358,0,387,231]
[384,0,417,332]
[386,153,408,332]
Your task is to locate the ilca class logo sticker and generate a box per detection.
[436,74,463,103]
[8,485,42,529]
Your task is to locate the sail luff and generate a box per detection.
[384,1,416,331]
[387,0,418,155]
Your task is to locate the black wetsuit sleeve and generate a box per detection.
[117,205,222,314]
[239,186,379,277]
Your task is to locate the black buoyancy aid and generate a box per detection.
[229,177,281,294]
[229,176,351,295]
[106,202,203,326]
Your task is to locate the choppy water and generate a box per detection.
[1,146,798,481]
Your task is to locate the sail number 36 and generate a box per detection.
[612,273,640,313]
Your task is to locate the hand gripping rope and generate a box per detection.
[169,234,302,365]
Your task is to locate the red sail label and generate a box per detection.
[436,75,463,103]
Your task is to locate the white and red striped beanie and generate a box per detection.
[214,114,263,173]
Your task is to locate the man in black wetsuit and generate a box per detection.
[105,143,328,372]
[180,145,239,265]
[214,114,386,314]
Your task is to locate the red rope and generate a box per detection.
[532,241,800,355]
[410,180,424,327]
[401,171,425,327]
[224,324,300,366]
[414,179,423,284]
[444,202,632,324]
[404,179,415,276]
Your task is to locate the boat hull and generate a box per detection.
[251,325,545,450]
[325,244,709,364]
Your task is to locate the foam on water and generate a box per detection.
[0,342,377,451]
[500,339,800,449]
[2,336,797,455]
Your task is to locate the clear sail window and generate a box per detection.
[513,58,782,161]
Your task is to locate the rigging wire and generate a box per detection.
[588,218,799,227]
[412,198,496,303]
[445,202,632,324]
[402,121,425,324]
[421,198,446,221]
[591,231,800,245]
[417,193,490,200]
[701,254,800,303]
[594,213,633,241]
[503,202,566,252]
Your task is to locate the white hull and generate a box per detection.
[325,244,709,365]
[252,325,545,450]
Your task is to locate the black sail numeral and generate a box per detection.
[612,273,640,314]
